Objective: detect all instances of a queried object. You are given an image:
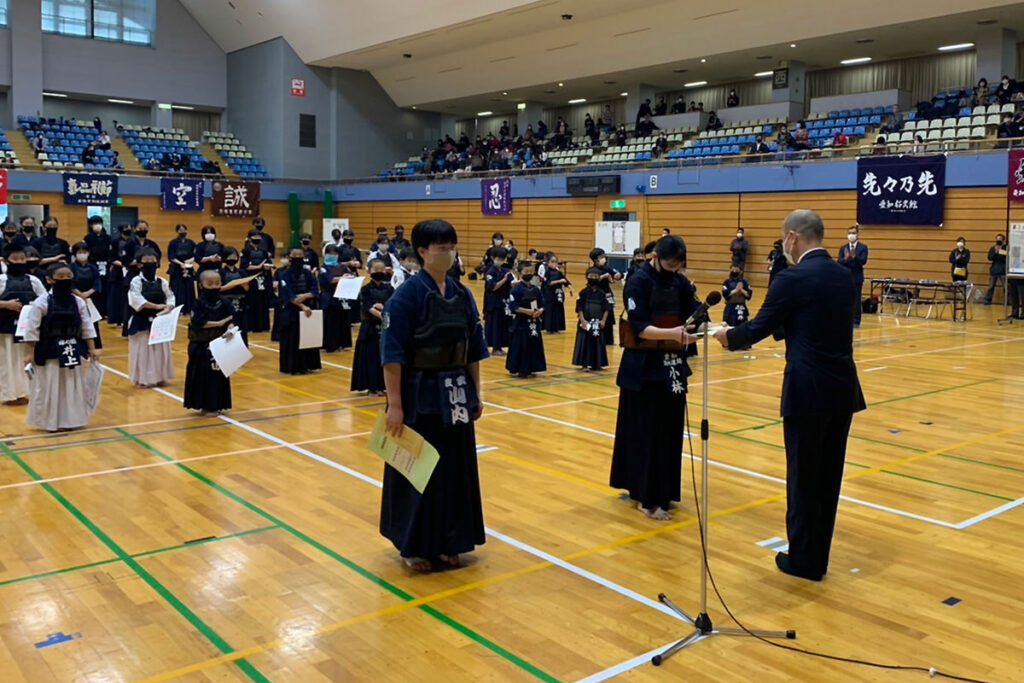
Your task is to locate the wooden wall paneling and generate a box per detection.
[335,202,376,240]
[525,196,596,275]
[646,194,741,281]
[463,204,530,267]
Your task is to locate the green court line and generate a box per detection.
[0,525,278,588]
[866,378,997,408]
[880,470,1014,501]
[0,442,269,683]
[113,428,560,683]
[13,435,131,454]
[937,452,1024,475]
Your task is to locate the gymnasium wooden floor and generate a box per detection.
[1,280,1023,683]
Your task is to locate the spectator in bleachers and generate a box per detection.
[705,111,722,132]
[654,96,667,116]
[792,121,810,151]
[879,113,901,135]
[536,120,548,139]
[97,131,111,150]
[832,129,848,147]
[776,124,794,150]
[636,99,653,125]
[750,135,770,156]
[911,135,925,153]
[81,142,97,165]
[554,119,570,150]
[727,89,739,107]
[603,104,614,127]
[108,151,124,171]
[653,133,668,157]
[33,133,48,154]
[873,135,889,155]
[93,116,102,133]
[585,114,596,141]
[499,120,510,138]
[995,75,1018,105]
[997,114,1014,142]
[637,115,658,137]
[615,124,628,147]
[671,96,686,114]
[973,78,990,106]
[523,124,534,143]
[688,101,697,112]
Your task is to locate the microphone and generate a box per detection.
[685,290,722,326]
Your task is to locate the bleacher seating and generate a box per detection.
[0,127,20,168]
[120,124,211,174]
[18,116,112,170]
[204,131,269,179]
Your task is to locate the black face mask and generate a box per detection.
[997,240,1005,245]
[290,259,305,271]
[301,240,311,246]
[225,259,239,266]
[587,278,600,287]
[3,231,16,240]
[202,288,221,300]
[6,263,26,276]
[136,230,148,238]
[654,262,677,285]
[45,228,58,240]
[141,263,158,279]
[254,224,264,231]
[521,273,534,283]
[26,260,40,271]
[343,237,354,244]
[177,232,187,239]
[370,271,389,282]
[23,227,34,235]
[52,280,73,298]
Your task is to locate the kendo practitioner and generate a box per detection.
[319,244,354,352]
[125,248,175,388]
[351,258,393,393]
[730,227,750,269]
[609,235,699,521]
[105,223,132,326]
[390,224,411,253]
[24,247,43,283]
[121,219,161,326]
[1,221,22,257]
[505,260,547,378]
[837,225,869,327]
[0,244,46,405]
[194,225,225,275]
[767,239,788,286]
[242,228,274,333]
[23,262,100,432]
[83,215,113,318]
[572,267,612,371]
[721,266,752,327]
[714,210,865,581]
[276,245,322,375]
[589,248,622,346]
[250,215,275,257]
[218,247,256,346]
[448,251,466,283]
[482,246,512,355]
[31,216,70,269]
[184,270,235,415]
[541,253,572,333]
[339,229,363,273]
[167,223,196,315]
[379,218,488,573]
[299,233,320,269]
[69,241,103,349]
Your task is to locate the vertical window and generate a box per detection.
[0,0,9,27]
[42,0,154,46]
[42,0,92,36]
[299,114,316,148]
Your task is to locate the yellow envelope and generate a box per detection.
[367,411,440,493]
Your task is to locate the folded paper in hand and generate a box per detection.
[367,411,440,493]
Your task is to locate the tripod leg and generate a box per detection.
[651,630,703,666]
[657,593,697,624]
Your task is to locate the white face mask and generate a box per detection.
[91,224,103,233]
[736,233,743,239]
[783,234,797,266]
[957,242,965,249]
[423,249,456,272]
[76,253,89,263]
[204,233,216,242]
[848,234,857,242]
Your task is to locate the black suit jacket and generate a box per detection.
[726,249,865,417]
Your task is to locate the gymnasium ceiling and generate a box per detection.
[182,0,1024,116]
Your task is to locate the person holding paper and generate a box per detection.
[380,219,488,572]
[218,247,255,346]
[125,249,175,389]
[167,224,196,315]
[351,258,393,394]
[0,244,46,405]
[69,241,103,349]
[194,225,225,276]
[23,262,100,432]
[242,229,274,333]
[338,229,362,273]
[572,267,612,372]
[505,260,547,378]
[121,220,161,327]
[184,270,234,415]
[319,244,354,352]
[276,246,322,375]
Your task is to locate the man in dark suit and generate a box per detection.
[837,225,869,327]
[714,209,866,581]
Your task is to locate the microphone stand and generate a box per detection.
[652,325,795,666]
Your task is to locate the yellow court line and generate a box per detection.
[842,422,1024,483]
[484,450,619,494]
[139,490,786,682]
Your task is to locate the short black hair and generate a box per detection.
[585,266,602,279]
[491,231,504,240]
[643,241,657,255]
[300,233,312,241]
[653,235,686,265]
[72,241,90,253]
[133,219,148,229]
[517,260,534,273]
[589,247,606,261]
[410,219,458,265]
[137,248,159,262]
[490,246,508,261]
[398,246,416,261]
[46,262,71,278]
[324,244,339,255]
[201,224,216,236]
[117,223,132,234]
[252,216,265,225]
[5,243,25,257]
[87,215,104,226]
[367,257,387,270]
[223,247,240,260]
[24,246,40,259]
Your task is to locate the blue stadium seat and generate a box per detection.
[869,115,881,125]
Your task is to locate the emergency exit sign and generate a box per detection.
[10,193,30,201]
[610,199,625,209]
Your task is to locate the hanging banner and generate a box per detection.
[856,155,945,226]
[160,177,204,211]
[0,168,7,204]
[211,180,260,217]
[481,177,512,215]
[62,173,118,206]
[1008,149,1024,201]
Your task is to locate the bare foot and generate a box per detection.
[438,554,464,568]
[491,349,506,357]
[404,556,432,573]
[156,381,168,388]
[134,383,148,389]
[3,398,28,406]
[638,503,672,520]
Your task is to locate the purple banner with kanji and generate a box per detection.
[1008,149,1024,201]
[856,155,945,226]
[481,178,512,215]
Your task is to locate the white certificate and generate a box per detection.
[85,298,102,324]
[148,305,183,345]
[83,361,104,415]
[298,309,323,350]
[209,328,253,378]
[335,276,365,300]
[14,304,32,339]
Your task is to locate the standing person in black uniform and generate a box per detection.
[390,224,411,253]
[184,270,235,415]
[379,218,488,572]
[167,224,196,315]
[0,244,46,406]
[83,215,112,318]
[714,209,865,580]
[194,225,225,276]
[339,229,362,273]
[351,258,393,394]
[729,227,749,270]
[589,248,622,346]
[505,260,546,378]
[276,246,321,375]
[766,238,788,286]
[121,220,160,327]
[250,216,275,257]
[984,234,1007,305]
[319,243,354,352]
[218,247,255,346]
[299,233,320,269]
[447,251,466,283]
[1,221,21,257]
[31,216,70,269]
[106,224,131,327]
[242,229,274,333]
[837,226,869,327]
[541,253,572,333]
[610,236,698,521]
[69,242,103,349]
[572,267,612,371]
[949,237,970,282]
[721,266,752,327]
[483,247,513,356]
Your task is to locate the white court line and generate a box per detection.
[863,366,888,373]
[98,364,691,628]
[573,639,697,683]
[248,342,353,371]
[955,496,1024,529]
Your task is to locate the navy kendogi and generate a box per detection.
[350,275,392,392]
[84,222,113,317]
[572,278,611,370]
[318,262,354,352]
[483,260,513,352]
[541,264,570,333]
[379,267,488,563]
[721,270,752,327]
[242,237,274,333]
[276,261,321,375]
[184,288,233,413]
[167,232,197,314]
[69,255,103,349]
[218,260,250,346]
[505,278,547,376]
